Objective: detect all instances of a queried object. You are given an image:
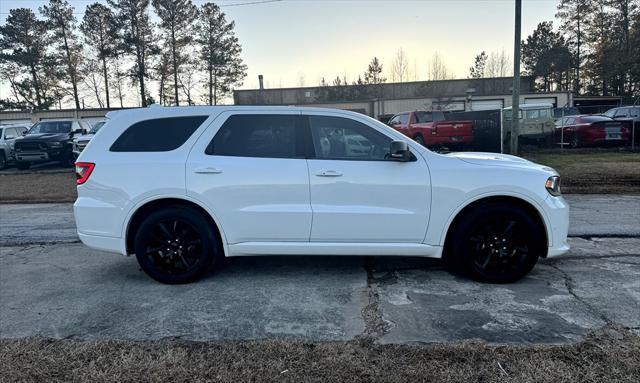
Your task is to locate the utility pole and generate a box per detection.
[511,0,522,155]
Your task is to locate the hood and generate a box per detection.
[17,133,71,142]
[74,133,94,142]
[446,152,557,174]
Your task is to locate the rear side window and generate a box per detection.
[206,114,300,158]
[110,116,207,152]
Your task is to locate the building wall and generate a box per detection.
[0,108,128,126]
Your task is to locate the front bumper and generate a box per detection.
[543,194,570,257]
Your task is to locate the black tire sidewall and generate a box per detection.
[449,203,544,283]
[414,135,425,145]
[0,152,6,169]
[134,206,218,284]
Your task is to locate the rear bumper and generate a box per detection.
[78,231,127,255]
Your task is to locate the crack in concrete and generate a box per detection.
[357,257,392,341]
[548,264,612,325]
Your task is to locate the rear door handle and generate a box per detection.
[195,167,223,174]
[316,170,342,177]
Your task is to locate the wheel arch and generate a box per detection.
[441,195,550,258]
[124,196,227,257]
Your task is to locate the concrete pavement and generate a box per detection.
[1,194,639,246]
[0,196,638,344]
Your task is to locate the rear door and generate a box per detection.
[305,112,431,243]
[186,111,312,244]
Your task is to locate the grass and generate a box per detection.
[0,148,638,204]
[522,148,640,194]
[1,326,639,382]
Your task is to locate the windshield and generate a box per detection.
[603,109,616,118]
[90,121,105,134]
[28,121,72,134]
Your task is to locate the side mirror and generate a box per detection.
[388,140,412,162]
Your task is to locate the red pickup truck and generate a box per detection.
[388,111,474,148]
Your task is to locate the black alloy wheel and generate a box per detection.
[134,206,218,284]
[446,202,544,283]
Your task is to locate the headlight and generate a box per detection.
[545,176,561,196]
[49,142,62,147]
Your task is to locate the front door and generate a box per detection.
[305,112,431,243]
[186,111,312,244]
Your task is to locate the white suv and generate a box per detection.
[74,106,569,284]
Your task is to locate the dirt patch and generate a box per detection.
[523,149,640,194]
[0,172,76,203]
[1,326,638,382]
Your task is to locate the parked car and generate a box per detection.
[74,106,569,284]
[554,115,630,148]
[503,103,555,146]
[388,110,474,149]
[0,124,29,170]
[73,120,106,158]
[13,119,90,170]
[603,106,640,144]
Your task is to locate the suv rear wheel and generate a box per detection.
[446,202,544,283]
[134,206,219,284]
[0,152,6,170]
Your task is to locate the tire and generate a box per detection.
[134,206,219,284]
[414,134,425,146]
[445,202,545,283]
[61,149,74,167]
[16,161,30,170]
[570,134,580,148]
[0,152,6,170]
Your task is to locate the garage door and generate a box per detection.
[471,100,504,111]
[525,97,556,106]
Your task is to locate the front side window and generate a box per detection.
[630,108,639,117]
[309,115,392,161]
[614,108,629,118]
[206,114,299,158]
[398,113,409,124]
[110,116,207,152]
[28,121,72,134]
[526,109,540,119]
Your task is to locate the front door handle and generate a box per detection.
[316,170,342,177]
[195,167,223,174]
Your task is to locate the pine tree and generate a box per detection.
[152,0,199,106]
[364,57,386,84]
[469,51,488,79]
[40,0,83,109]
[81,3,119,109]
[195,2,247,105]
[556,0,590,93]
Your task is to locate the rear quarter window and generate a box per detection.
[110,116,208,152]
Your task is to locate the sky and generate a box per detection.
[0,0,560,102]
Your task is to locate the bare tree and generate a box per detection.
[429,52,452,80]
[390,48,409,82]
[486,49,512,77]
[82,58,105,108]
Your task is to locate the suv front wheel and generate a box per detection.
[134,206,219,284]
[446,202,544,283]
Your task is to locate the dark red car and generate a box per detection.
[554,115,630,148]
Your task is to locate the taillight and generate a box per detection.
[75,162,95,185]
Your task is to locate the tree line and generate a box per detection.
[470,0,639,97]
[0,0,247,111]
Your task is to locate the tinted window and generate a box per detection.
[631,108,639,117]
[110,116,207,152]
[28,121,72,134]
[398,113,409,124]
[388,115,400,125]
[309,116,392,161]
[414,111,444,123]
[206,114,299,158]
